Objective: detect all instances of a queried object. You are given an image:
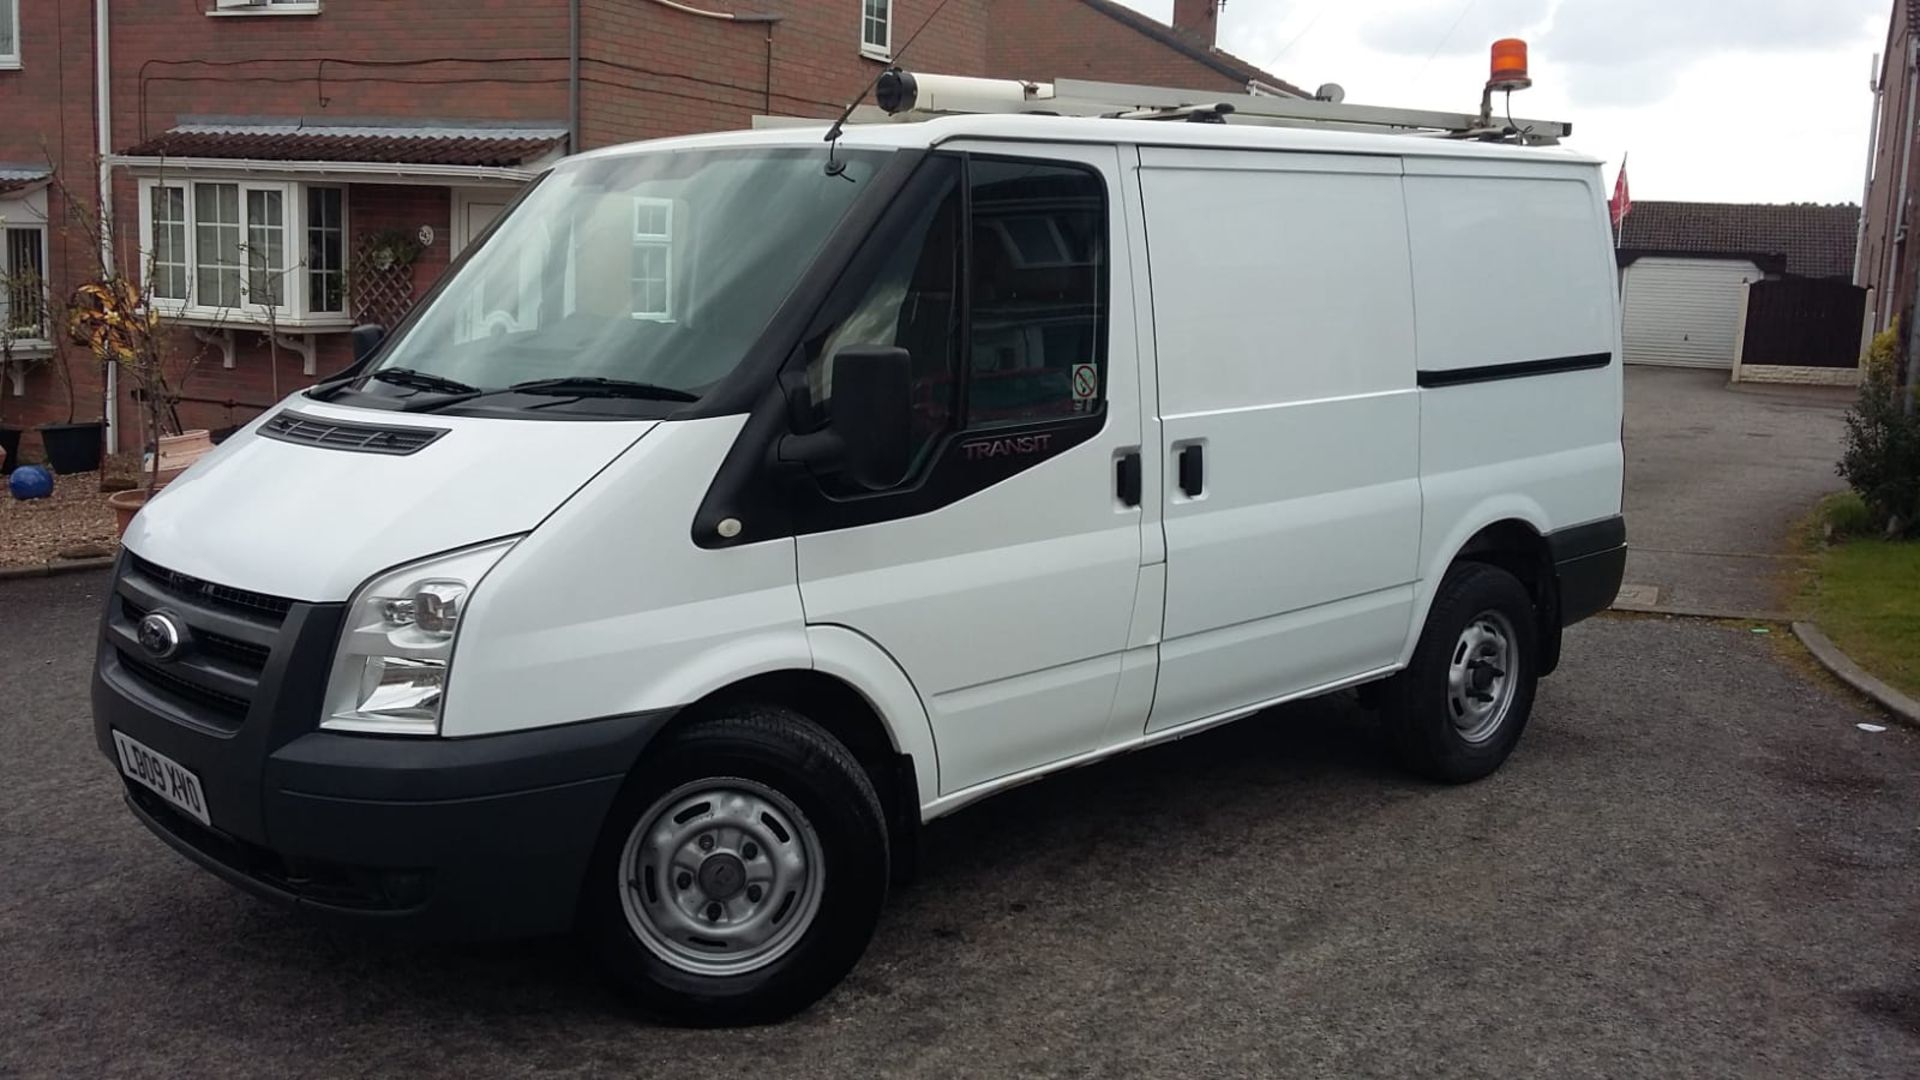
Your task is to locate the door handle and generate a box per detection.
[1178,444,1204,498]
[1116,451,1142,507]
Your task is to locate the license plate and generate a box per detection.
[113,730,211,827]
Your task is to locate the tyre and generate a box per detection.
[1386,561,1540,784]
[580,706,889,1026]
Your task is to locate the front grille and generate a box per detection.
[258,409,447,456]
[128,554,293,623]
[122,597,270,673]
[113,557,297,729]
[116,648,251,721]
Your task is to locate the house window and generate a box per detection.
[194,182,245,308]
[150,187,189,300]
[861,0,891,59]
[307,187,345,313]
[0,0,19,69]
[210,0,322,15]
[1,225,47,338]
[141,178,347,323]
[632,197,673,321]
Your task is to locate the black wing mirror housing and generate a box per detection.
[351,323,387,365]
[779,345,913,490]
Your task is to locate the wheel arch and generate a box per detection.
[663,626,938,882]
[1402,502,1563,674]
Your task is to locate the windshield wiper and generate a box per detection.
[499,377,700,402]
[370,367,480,395]
[400,375,700,413]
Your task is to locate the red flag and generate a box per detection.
[1609,156,1632,228]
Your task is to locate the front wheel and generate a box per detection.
[580,706,889,1026]
[1386,562,1541,783]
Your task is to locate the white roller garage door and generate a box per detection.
[1621,256,1762,368]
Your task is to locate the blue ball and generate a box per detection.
[8,465,54,501]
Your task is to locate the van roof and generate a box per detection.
[570,113,1602,169]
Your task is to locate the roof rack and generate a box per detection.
[868,71,1571,146]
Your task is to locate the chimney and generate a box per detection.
[1172,0,1219,48]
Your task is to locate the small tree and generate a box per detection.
[69,276,188,496]
[1838,320,1920,537]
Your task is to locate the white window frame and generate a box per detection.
[0,208,50,347]
[209,0,322,16]
[860,0,892,61]
[631,196,674,323]
[0,0,21,70]
[138,176,350,327]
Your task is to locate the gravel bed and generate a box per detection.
[0,470,121,567]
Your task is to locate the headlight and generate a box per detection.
[322,538,520,735]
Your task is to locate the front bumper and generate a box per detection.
[93,554,670,939]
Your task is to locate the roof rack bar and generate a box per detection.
[872,72,1570,145]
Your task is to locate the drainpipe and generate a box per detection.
[569,0,581,153]
[1883,37,1919,332]
[1857,52,1883,288]
[96,0,117,449]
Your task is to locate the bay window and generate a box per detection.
[139,178,347,324]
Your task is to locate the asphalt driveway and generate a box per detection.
[1620,366,1852,616]
[3,570,1917,1078]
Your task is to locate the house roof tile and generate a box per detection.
[1618,200,1860,279]
[121,121,569,168]
[0,166,52,196]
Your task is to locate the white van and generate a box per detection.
[94,86,1625,1024]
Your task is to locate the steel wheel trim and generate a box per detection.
[619,777,826,977]
[1446,609,1520,744]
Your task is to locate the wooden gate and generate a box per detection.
[1739,279,1867,369]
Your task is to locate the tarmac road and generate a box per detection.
[3,571,1917,1078]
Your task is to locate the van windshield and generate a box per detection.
[355,147,887,414]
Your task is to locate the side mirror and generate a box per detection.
[779,345,913,490]
[351,324,387,365]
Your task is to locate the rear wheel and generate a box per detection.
[1387,562,1540,783]
[581,706,888,1025]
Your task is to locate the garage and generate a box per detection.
[1620,256,1762,369]
[1614,201,1861,371]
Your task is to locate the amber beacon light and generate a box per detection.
[1489,38,1532,91]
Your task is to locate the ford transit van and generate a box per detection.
[95,94,1625,1023]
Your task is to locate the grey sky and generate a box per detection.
[1112,0,1888,203]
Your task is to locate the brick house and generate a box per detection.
[1862,0,1920,340]
[0,0,1297,459]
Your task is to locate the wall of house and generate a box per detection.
[114,0,573,152]
[0,0,110,454]
[1863,2,1917,334]
[577,0,992,146]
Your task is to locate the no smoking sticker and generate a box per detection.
[1071,363,1098,402]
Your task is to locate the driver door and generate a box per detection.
[793,144,1152,797]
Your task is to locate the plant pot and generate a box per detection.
[40,421,105,475]
[0,425,21,475]
[106,488,148,537]
[154,429,214,487]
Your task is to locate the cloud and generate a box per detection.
[1355,0,1883,106]
[1360,0,1551,58]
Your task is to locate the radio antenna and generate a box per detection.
[823,0,956,177]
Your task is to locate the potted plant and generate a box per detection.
[68,277,201,534]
